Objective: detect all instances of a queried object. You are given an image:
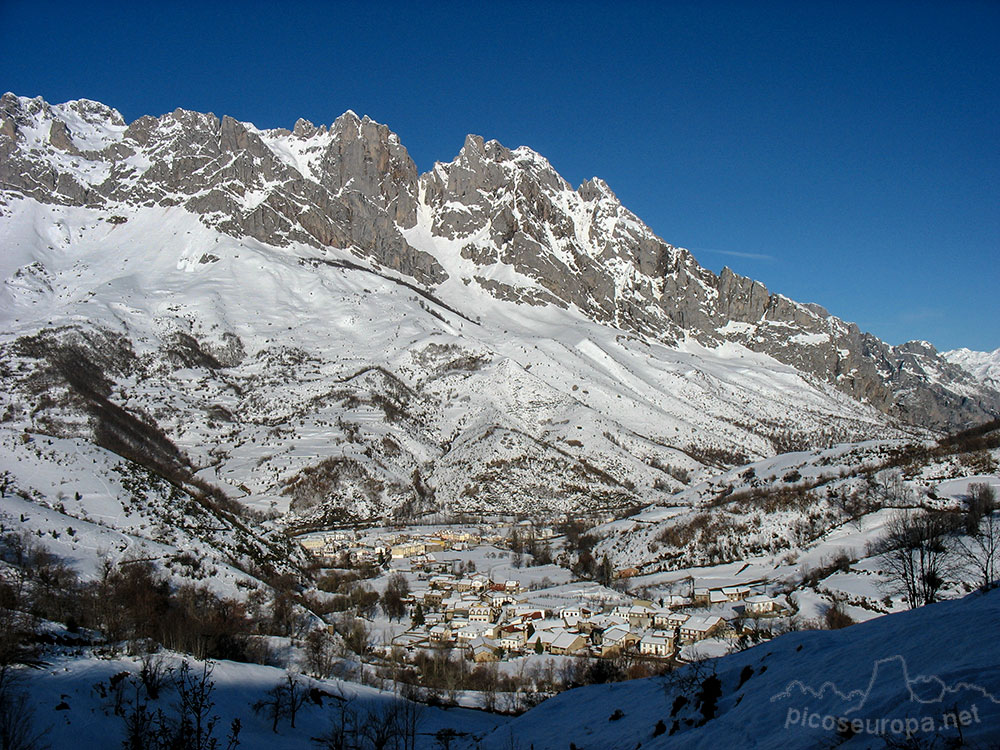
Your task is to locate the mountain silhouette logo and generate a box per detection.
[770,655,1000,714]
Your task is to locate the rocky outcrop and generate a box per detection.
[2,92,997,431]
[417,132,999,429]
[0,94,445,286]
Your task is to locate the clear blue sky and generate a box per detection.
[2,0,997,352]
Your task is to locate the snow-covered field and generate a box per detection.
[16,649,505,749]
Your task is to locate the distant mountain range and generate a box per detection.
[1,93,997,524]
[945,347,1000,392]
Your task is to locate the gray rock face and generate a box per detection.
[315,111,419,228]
[0,94,444,286]
[417,133,1000,430]
[2,92,997,431]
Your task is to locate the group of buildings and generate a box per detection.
[393,569,787,664]
[297,523,558,568]
[298,527,788,664]
[298,527,487,566]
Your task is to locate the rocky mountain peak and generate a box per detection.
[0,93,996,431]
[291,117,320,138]
[318,110,419,228]
[577,176,617,202]
[55,98,126,127]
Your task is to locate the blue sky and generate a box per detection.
[2,0,997,351]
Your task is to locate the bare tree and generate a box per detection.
[304,629,339,679]
[0,665,50,750]
[478,662,499,712]
[954,483,999,592]
[311,693,421,750]
[253,671,307,733]
[358,702,398,750]
[870,511,958,608]
[172,660,227,750]
[335,614,372,658]
[138,653,170,700]
[312,694,358,749]
[868,468,912,507]
[121,661,237,750]
[284,672,308,729]
[393,694,423,750]
[381,573,409,621]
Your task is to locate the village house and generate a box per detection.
[600,625,639,657]
[709,589,728,606]
[559,606,582,620]
[627,603,656,630]
[745,594,782,615]
[429,575,453,590]
[422,590,444,609]
[526,629,559,653]
[436,529,473,542]
[469,603,499,623]
[721,585,751,602]
[457,622,496,644]
[513,605,548,622]
[574,616,603,635]
[488,590,515,607]
[391,541,425,559]
[443,595,473,620]
[297,537,326,553]
[680,614,725,643]
[549,630,588,655]
[639,630,674,657]
[652,608,674,628]
[469,637,501,662]
[667,612,690,627]
[429,623,454,643]
[561,614,584,631]
[588,613,629,633]
[497,626,528,652]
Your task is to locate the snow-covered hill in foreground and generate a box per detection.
[478,588,1000,749]
[17,588,1000,749]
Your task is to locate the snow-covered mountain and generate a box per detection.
[1,93,997,528]
[945,347,1000,392]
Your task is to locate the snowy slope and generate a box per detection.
[3,91,997,438]
[945,347,1000,391]
[0,91,996,579]
[14,589,1000,749]
[0,196,898,530]
[477,588,1000,749]
[590,425,999,634]
[16,649,505,750]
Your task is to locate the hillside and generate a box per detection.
[9,586,999,749]
[2,93,997,532]
[477,587,1000,749]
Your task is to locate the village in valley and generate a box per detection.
[296,520,791,672]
